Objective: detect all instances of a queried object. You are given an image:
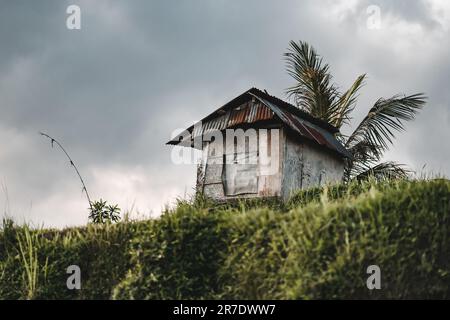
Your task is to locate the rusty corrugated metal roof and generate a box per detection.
[252,95,351,158]
[167,88,351,158]
[228,102,273,127]
[190,101,274,138]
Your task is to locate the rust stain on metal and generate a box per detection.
[304,124,332,149]
[197,101,274,136]
[228,102,273,127]
[252,95,351,158]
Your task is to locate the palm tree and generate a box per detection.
[284,41,426,181]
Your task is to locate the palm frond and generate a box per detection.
[347,139,381,163]
[330,74,366,128]
[354,161,411,181]
[346,93,426,152]
[284,41,339,122]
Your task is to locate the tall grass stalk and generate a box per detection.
[16,227,40,299]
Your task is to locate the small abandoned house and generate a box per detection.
[167,88,351,201]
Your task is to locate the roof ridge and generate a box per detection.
[246,87,338,133]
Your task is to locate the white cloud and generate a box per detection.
[425,0,450,31]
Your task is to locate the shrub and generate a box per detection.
[89,199,121,224]
[220,179,450,299]
[113,204,233,299]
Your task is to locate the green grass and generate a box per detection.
[1,178,449,299]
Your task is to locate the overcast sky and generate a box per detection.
[0,0,449,228]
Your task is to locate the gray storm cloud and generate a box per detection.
[0,0,449,227]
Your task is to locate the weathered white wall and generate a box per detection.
[200,128,345,201]
[200,127,283,200]
[281,134,344,200]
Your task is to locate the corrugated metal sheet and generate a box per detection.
[192,101,274,138]
[227,102,273,127]
[251,95,352,158]
[167,88,351,158]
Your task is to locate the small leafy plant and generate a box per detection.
[89,199,121,224]
[40,133,121,224]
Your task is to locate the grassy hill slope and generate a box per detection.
[1,179,449,299]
